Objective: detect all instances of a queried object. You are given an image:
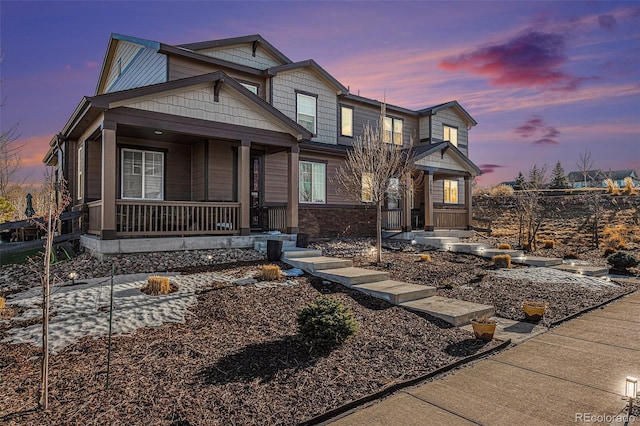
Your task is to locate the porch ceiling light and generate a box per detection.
[626,376,638,398]
[154,130,163,135]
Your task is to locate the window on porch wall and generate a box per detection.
[387,178,400,209]
[299,161,325,203]
[121,149,164,200]
[77,144,84,200]
[444,179,458,204]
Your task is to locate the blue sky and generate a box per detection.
[1,1,639,186]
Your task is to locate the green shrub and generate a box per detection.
[298,296,358,351]
[607,252,639,270]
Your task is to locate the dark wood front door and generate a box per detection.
[250,154,263,230]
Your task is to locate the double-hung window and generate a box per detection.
[121,148,164,200]
[383,116,403,145]
[443,125,458,146]
[299,161,325,203]
[297,92,317,134]
[77,144,84,200]
[341,106,353,137]
[444,179,458,204]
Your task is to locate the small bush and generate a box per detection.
[605,178,621,195]
[0,296,5,310]
[418,254,432,262]
[607,252,639,271]
[490,184,514,197]
[498,243,511,250]
[623,177,638,195]
[261,265,281,281]
[298,296,358,351]
[143,276,171,295]
[492,254,511,268]
[543,240,555,249]
[603,247,617,257]
[605,233,626,250]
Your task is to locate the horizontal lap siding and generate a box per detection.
[264,151,288,204]
[208,141,234,202]
[118,137,192,201]
[108,47,167,93]
[86,139,102,200]
[271,69,337,144]
[192,142,205,200]
[431,108,468,156]
[300,152,354,205]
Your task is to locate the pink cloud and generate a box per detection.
[514,115,561,145]
[478,164,506,174]
[439,31,585,91]
[86,61,98,68]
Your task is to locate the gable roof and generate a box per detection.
[567,170,602,182]
[418,100,477,127]
[409,141,482,176]
[608,169,637,180]
[178,34,292,65]
[266,60,348,94]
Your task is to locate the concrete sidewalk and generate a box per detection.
[331,292,640,426]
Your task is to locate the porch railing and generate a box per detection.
[87,200,102,235]
[382,208,402,230]
[264,204,287,232]
[433,208,468,229]
[115,200,240,236]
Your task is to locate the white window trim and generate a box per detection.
[77,144,84,200]
[296,92,317,135]
[299,160,326,204]
[120,148,164,200]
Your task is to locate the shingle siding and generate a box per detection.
[271,69,337,144]
[431,108,469,156]
[196,44,283,70]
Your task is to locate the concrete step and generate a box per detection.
[281,248,323,258]
[315,267,390,286]
[480,249,525,259]
[283,256,353,273]
[414,237,461,248]
[401,296,495,327]
[550,264,609,277]
[512,256,563,267]
[448,242,491,255]
[253,240,296,253]
[354,280,436,304]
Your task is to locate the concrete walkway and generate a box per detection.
[331,291,640,426]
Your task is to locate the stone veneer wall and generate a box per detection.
[299,207,376,238]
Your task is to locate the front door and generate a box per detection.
[250,154,263,230]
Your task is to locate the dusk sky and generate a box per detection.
[1,1,639,187]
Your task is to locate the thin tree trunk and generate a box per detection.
[376,201,382,264]
[40,205,52,410]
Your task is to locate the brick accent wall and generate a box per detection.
[299,207,376,238]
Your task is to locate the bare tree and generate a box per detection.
[31,172,71,410]
[335,104,416,263]
[581,190,604,248]
[0,52,24,197]
[576,149,594,188]
[515,164,552,251]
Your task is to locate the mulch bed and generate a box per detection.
[0,270,499,426]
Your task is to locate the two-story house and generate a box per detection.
[43,34,481,252]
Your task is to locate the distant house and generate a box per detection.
[567,169,638,188]
[43,33,481,249]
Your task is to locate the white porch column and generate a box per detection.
[286,146,299,234]
[424,171,434,231]
[465,175,473,229]
[100,122,117,240]
[402,173,412,232]
[238,140,251,236]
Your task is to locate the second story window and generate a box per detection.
[444,125,458,146]
[341,106,353,137]
[383,117,403,145]
[296,92,317,134]
[240,82,258,95]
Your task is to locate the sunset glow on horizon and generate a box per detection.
[1,1,638,187]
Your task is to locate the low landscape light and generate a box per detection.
[411,240,416,245]
[68,271,78,285]
[626,376,638,398]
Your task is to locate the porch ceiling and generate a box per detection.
[118,124,205,145]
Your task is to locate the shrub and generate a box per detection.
[623,177,638,195]
[605,178,621,195]
[564,251,579,259]
[143,276,171,295]
[603,247,617,257]
[543,240,555,249]
[498,243,511,250]
[418,254,431,262]
[298,296,358,351]
[0,296,5,310]
[605,233,626,250]
[492,254,511,268]
[490,184,514,197]
[607,252,639,271]
[261,265,281,281]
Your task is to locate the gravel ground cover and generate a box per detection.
[0,265,498,425]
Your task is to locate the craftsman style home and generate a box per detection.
[44,34,481,246]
